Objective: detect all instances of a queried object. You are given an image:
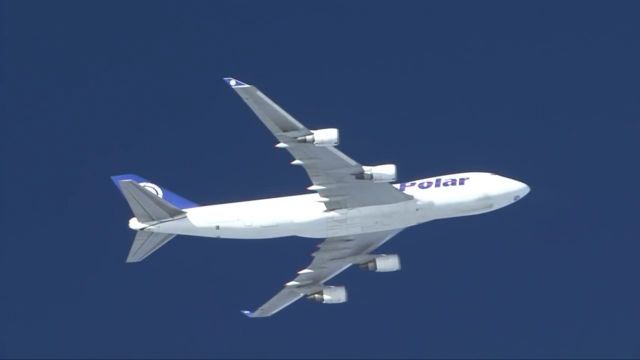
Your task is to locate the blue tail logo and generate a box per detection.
[111,174,198,209]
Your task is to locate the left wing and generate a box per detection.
[223,77,412,210]
[242,229,403,318]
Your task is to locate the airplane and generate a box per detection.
[111,77,530,318]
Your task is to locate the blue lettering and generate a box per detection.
[418,181,433,189]
[442,178,457,187]
[402,177,470,191]
[399,182,416,191]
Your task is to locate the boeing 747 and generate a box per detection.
[112,78,530,317]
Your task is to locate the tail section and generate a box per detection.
[111,174,198,209]
[111,174,198,262]
[117,180,185,223]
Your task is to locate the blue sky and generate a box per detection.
[2,1,639,358]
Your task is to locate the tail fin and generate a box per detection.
[111,174,197,262]
[111,174,198,210]
[117,180,185,223]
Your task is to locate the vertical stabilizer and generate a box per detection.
[117,180,185,223]
[111,174,198,209]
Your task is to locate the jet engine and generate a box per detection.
[306,286,347,304]
[358,164,397,183]
[360,254,401,272]
[297,128,339,146]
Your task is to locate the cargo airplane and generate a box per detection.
[112,77,530,317]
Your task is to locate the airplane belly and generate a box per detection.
[171,198,420,239]
[175,195,331,239]
[325,201,419,237]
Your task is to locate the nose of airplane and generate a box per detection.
[508,178,530,202]
[485,174,530,209]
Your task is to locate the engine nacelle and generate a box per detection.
[360,254,401,272]
[298,128,339,146]
[358,164,397,183]
[306,286,347,304]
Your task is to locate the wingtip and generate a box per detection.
[241,310,255,318]
[223,77,250,88]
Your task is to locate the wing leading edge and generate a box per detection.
[223,77,412,210]
[242,229,403,318]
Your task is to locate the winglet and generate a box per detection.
[223,77,250,88]
[241,310,255,318]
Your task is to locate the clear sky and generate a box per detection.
[2,1,639,358]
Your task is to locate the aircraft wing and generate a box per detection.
[223,77,412,210]
[241,229,402,318]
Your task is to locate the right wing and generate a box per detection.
[242,229,403,318]
[223,77,412,210]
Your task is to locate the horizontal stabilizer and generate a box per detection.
[118,180,185,223]
[127,231,176,263]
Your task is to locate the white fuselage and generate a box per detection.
[132,172,530,239]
